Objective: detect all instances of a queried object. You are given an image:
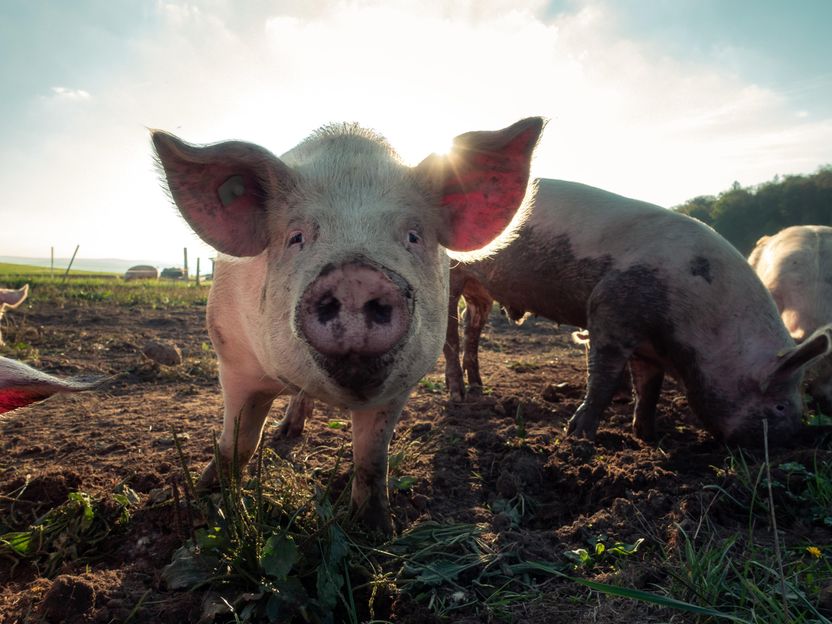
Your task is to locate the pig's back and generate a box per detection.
[750,225,832,340]
[461,179,787,367]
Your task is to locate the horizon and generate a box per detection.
[2,0,831,259]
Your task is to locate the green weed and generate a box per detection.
[0,485,139,577]
[417,377,444,394]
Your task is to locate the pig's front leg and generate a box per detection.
[349,394,408,535]
[629,356,664,441]
[275,392,312,439]
[197,366,279,489]
[567,342,632,440]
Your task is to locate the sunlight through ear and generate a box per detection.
[433,140,452,157]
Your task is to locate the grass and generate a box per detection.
[0,484,140,577]
[0,262,109,276]
[665,525,831,623]
[157,419,832,624]
[0,260,208,308]
[0,275,208,308]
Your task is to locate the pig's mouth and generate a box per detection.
[311,348,400,401]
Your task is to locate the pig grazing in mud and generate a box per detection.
[749,225,832,413]
[0,356,100,413]
[444,179,830,444]
[0,284,29,345]
[153,117,543,532]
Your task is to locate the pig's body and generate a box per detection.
[445,179,829,443]
[749,225,832,411]
[154,118,543,532]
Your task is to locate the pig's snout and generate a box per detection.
[300,262,413,359]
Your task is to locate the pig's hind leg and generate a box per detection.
[461,283,493,397]
[275,392,312,439]
[443,274,466,402]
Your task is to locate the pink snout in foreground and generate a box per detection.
[299,261,413,397]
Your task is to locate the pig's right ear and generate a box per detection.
[152,131,296,257]
[760,325,832,392]
[415,117,544,253]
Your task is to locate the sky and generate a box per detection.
[1,0,831,266]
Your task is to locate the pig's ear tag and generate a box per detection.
[218,175,246,206]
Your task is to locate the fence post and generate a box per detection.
[63,245,80,281]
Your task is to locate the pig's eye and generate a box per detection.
[775,404,786,412]
[407,230,421,245]
[287,231,304,248]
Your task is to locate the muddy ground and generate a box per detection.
[0,298,830,623]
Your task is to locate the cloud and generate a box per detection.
[49,86,92,101]
[1,0,831,260]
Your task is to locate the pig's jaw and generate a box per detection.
[309,344,404,403]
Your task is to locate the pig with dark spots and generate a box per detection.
[444,178,829,445]
[0,356,100,413]
[152,118,544,533]
[750,225,832,413]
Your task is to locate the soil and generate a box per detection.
[0,299,830,623]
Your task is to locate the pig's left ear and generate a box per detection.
[415,117,545,252]
[760,325,832,392]
[153,131,296,257]
[0,357,101,413]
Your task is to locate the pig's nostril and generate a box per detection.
[364,299,392,325]
[317,295,341,324]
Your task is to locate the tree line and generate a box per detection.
[674,166,832,255]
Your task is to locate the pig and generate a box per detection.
[442,179,830,444]
[0,284,29,345]
[152,117,543,532]
[749,225,832,413]
[0,356,100,413]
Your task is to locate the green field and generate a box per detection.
[0,262,209,308]
[0,261,112,276]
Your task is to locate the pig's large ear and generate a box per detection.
[0,357,101,414]
[415,117,544,252]
[760,325,832,392]
[152,132,296,257]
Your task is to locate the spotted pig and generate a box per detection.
[445,179,830,444]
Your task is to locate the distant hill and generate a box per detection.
[0,256,182,274]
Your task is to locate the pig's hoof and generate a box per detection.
[195,460,219,493]
[274,417,304,439]
[565,414,597,441]
[353,506,394,537]
[466,385,484,400]
[632,421,656,443]
[449,389,465,402]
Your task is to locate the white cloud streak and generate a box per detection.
[49,86,92,101]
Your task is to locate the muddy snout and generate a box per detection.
[299,261,413,396]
